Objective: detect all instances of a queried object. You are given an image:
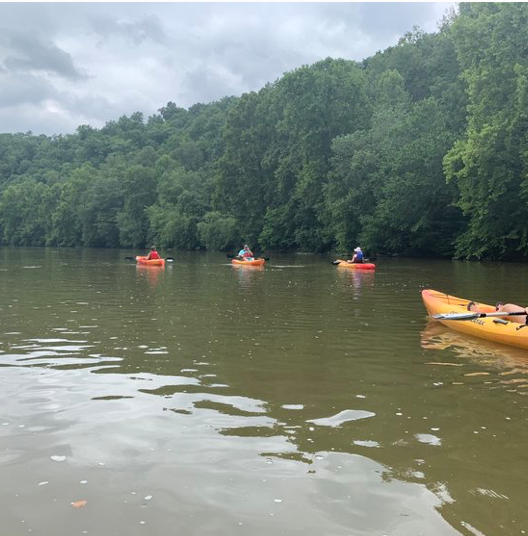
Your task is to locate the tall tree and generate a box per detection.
[444,3,528,259]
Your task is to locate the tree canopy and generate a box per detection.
[1,3,527,260]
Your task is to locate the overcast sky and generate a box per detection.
[0,2,455,135]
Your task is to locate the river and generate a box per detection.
[1,247,527,536]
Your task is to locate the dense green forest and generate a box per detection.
[0,3,527,260]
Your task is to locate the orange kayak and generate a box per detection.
[335,260,376,270]
[231,258,265,266]
[136,256,165,267]
[422,289,528,351]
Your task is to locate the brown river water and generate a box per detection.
[1,248,527,536]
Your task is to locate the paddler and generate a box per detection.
[146,246,161,260]
[237,245,254,261]
[467,300,528,324]
[347,247,364,264]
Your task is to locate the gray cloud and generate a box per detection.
[1,31,86,80]
[0,2,455,135]
[0,72,54,108]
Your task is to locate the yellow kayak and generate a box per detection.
[231,258,265,266]
[422,289,528,351]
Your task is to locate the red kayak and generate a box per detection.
[335,259,376,270]
[136,256,165,267]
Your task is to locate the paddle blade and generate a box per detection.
[226,254,235,259]
[165,257,174,262]
[125,256,135,261]
[432,312,480,321]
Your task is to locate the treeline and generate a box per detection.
[0,3,527,260]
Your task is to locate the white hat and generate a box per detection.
[354,247,362,252]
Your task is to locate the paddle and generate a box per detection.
[432,311,528,321]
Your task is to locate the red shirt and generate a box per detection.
[147,251,160,260]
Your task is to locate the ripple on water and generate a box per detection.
[353,440,380,448]
[281,404,304,410]
[415,433,442,446]
[307,409,376,427]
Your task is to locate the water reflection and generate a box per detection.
[231,263,264,288]
[0,337,121,370]
[337,268,375,295]
[136,264,164,286]
[421,321,528,392]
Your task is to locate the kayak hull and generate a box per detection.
[422,289,528,351]
[136,256,165,267]
[231,258,265,266]
[336,260,376,270]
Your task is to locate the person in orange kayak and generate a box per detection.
[146,246,161,260]
[347,247,364,264]
[467,300,528,324]
[237,244,254,261]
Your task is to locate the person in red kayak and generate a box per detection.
[347,247,364,264]
[237,245,254,261]
[146,246,161,260]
